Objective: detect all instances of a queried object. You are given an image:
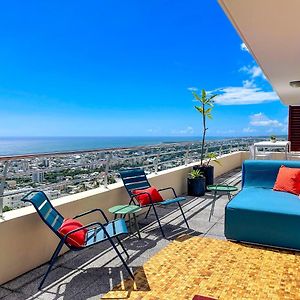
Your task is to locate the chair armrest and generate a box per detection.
[73,208,109,223]
[157,187,177,198]
[130,191,154,205]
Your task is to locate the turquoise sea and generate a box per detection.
[0,136,207,156]
[0,136,285,156]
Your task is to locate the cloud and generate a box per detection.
[249,113,283,127]
[240,65,265,79]
[213,83,279,105]
[243,127,256,133]
[242,79,255,88]
[172,126,194,135]
[242,113,288,134]
[147,128,160,134]
[187,87,198,92]
[240,43,249,52]
[216,129,236,135]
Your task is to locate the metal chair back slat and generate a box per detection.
[22,191,64,236]
[120,168,151,196]
[122,174,148,184]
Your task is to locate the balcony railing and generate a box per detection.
[0,137,272,216]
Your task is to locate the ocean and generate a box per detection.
[0,136,208,156]
[0,136,282,156]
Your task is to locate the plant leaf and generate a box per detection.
[192,92,201,101]
[195,106,203,114]
[205,107,212,114]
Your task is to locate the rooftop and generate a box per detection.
[0,168,241,300]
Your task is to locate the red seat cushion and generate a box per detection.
[58,218,88,248]
[132,187,163,205]
[273,165,300,195]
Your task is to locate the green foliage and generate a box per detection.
[107,175,116,184]
[192,89,218,165]
[44,166,106,183]
[3,206,12,212]
[205,152,222,167]
[188,169,204,179]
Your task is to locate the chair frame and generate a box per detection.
[120,168,189,238]
[22,191,134,290]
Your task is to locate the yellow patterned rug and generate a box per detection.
[102,236,300,300]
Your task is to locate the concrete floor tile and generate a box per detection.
[0,288,11,299]
[19,267,72,297]
[1,292,30,300]
[206,223,225,237]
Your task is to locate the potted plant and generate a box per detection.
[187,169,206,196]
[270,135,277,143]
[199,152,221,186]
[192,89,218,186]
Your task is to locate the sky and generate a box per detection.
[0,0,288,137]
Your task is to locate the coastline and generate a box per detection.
[0,135,287,156]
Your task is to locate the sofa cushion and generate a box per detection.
[242,160,300,189]
[225,187,300,249]
[273,165,300,195]
[227,187,300,215]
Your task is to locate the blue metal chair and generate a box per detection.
[22,191,134,290]
[119,168,189,238]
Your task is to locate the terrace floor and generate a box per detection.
[0,168,242,300]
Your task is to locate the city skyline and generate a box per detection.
[0,0,288,137]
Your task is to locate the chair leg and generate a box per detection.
[115,236,129,258]
[177,202,189,229]
[128,213,132,234]
[209,191,217,222]
[151,205,165,238]
[145,206,152,219]
[133,213,141,239]
[39,240,64,290]
[227,192,232,201]
[107,236,134,280]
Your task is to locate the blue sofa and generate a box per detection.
[225,160,300,250]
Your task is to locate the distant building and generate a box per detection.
[42,159,50,167]
[5,180,17,189]
[32,171,44,183]
[22,161,29,171]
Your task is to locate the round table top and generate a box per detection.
[207,184,238,192]
[109,204,142,214]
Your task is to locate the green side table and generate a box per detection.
[109,205,142,239]
[207,184,238,222]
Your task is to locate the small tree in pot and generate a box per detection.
[187,169,205,196]
[192,89,219,187]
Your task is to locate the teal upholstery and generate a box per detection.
[86,219,128,246]
[159,197,186,205]
[225,160,300,250]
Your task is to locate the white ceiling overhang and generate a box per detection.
[218,0,300,106]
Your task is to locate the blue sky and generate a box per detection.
[0,0,288,137]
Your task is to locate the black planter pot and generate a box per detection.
[187,177,206,196]
[193,165,214,187]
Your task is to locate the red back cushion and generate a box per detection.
[58,218,87,248]
[273,165,300,195]
[132,187,163,205]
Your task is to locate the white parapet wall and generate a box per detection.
[0,151,243,284]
